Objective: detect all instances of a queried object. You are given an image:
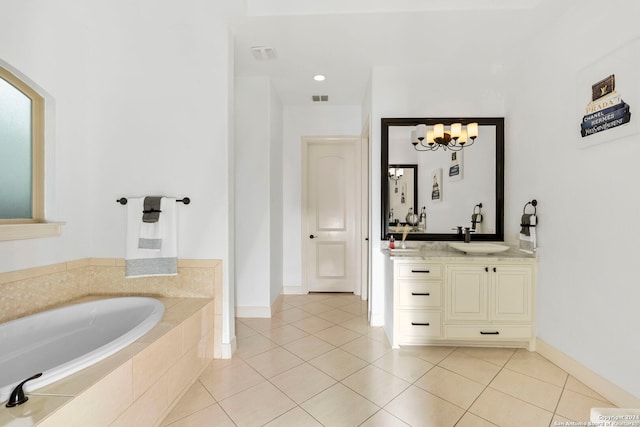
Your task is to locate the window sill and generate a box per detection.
[0,222,64,242]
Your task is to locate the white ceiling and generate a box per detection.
[230,0,545,106]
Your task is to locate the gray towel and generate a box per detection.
[142,196,162,223]
[520,214,532,236]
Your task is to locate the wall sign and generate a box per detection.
[576,38,640,148]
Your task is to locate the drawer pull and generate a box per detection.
[411,269,430,273]
[411,322,430,326]
[411,292,430,296]
[480,331,500,335]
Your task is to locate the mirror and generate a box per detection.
[388,164,419,229]
[381,117,504,241]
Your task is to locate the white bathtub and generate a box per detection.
[0,297,164,403]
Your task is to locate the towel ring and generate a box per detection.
[523,199,537,215]
[473,203,483,214]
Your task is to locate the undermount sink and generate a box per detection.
[448,242,510,255]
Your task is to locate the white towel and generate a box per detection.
[519,214,537,254]
[138,221,162,250]
[125,197,178,278]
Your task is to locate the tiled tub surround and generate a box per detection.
[0,296,215,426]
[0,258,221,425]
[0,258,221,324]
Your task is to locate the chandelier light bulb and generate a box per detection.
[434,124,445,140]
[411,122,479,152]
[451,123,462,139]
[467,122,479,139]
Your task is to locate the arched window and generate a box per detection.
[0,65,59,240]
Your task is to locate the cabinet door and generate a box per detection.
[447,266,488,322]
[491,265,533,322]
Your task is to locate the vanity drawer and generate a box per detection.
[397,310,442,338]
[445,325,533,340]
[396,263,442,279]
[398,281,441,308]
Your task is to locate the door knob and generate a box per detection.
[309,234,316,239]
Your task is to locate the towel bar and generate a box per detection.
[117,197,191,205]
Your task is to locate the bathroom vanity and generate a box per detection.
[384,244,536,350]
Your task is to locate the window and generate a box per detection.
[0,65,60,241]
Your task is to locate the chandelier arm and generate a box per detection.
[420,140,438,150]
[456,140,474,149]
[412,144,434,152]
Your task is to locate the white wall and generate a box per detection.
[235,76,271,312]
[235,76,283,313]
[0,0,93,272]
[269,83,284,305]
[505,0,640,399]
[369,65,506,325]
[0,0,240,354]
[281,105,362,290]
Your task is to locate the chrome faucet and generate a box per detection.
[463,227,474,243]
[451,226,473,242]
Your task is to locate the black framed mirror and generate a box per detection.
[387,164,418,228]
[381,117,504,241]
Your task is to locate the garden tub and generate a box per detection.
[0,297,164,403]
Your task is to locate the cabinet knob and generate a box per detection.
[309,234,316,239]
[485,267,489,272]
[493,267,497,273]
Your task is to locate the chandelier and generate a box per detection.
[388,167,404,181]
[411,122,478,151]
[388,167,404,193]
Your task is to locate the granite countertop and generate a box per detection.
[381,241,536,261]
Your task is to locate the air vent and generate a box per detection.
[250,46,276,60]
[312,95,329,102]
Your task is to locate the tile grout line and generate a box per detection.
[549,373,571,426]
[175,294,605,427]
[451,347,518,426]
[251,305,374,427]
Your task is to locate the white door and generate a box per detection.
[303,137,361,293]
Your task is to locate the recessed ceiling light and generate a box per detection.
[313,74,326,82]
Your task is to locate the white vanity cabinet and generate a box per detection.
[392,262,444,345]
[391,256,536,350]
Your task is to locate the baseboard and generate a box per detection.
[219,336,236,359]
[235,306,271,318]
[283,285,304,295]
[536,338,640,408]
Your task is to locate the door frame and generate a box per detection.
[360,118,371,303]
[301,136,363,295]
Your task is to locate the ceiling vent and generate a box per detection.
[250,46,276,60]
[312,95,329,102]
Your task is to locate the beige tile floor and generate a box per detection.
[161,293,616,427]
